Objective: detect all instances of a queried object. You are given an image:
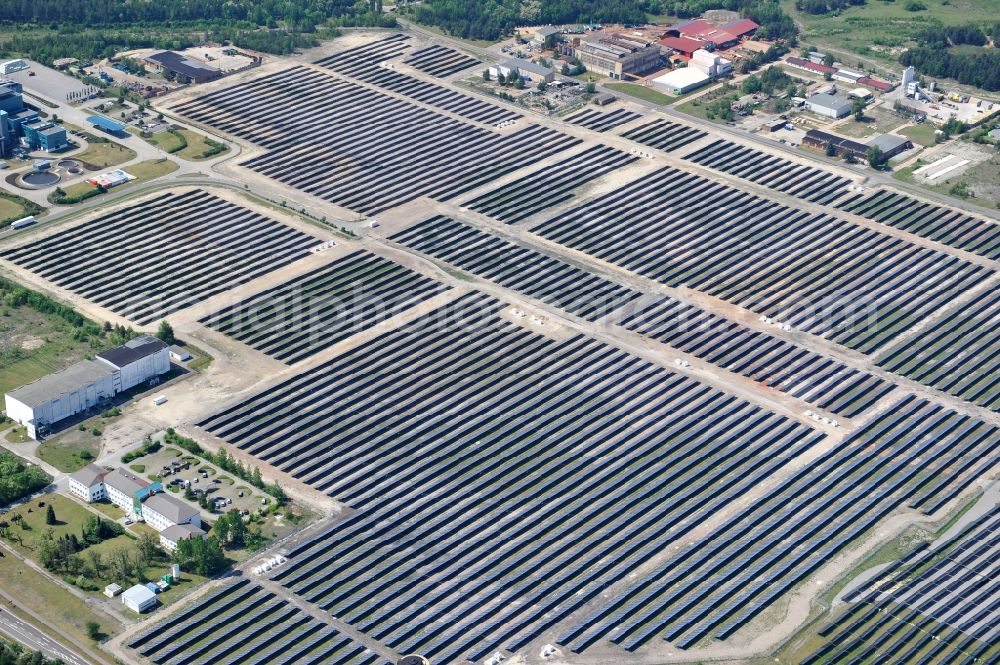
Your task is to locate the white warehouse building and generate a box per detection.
[4,336,169,439]
[690,49,732,78]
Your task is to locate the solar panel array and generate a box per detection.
[390,215,642,320]
[564,107,643,132]
[616,295,896,417]
[878,287,1000,414]
[405,44,480,78]
[802,506,1000,664]
[173,65,577,215]
[200,250,451,364]
[560,396,1000,652]
[314,34,520,126]
[620,118,707,153]
[838,188,1000,259]
[199,291,824,664]
[0,189,319,325]
[463,144,638,224]
[685,138,851,204]
[126,578,389,665]
[530,166,993,354]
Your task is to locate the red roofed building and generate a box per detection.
[660,36,705,57]
[785,56,837,75]
[719,18,759,38]
[665,18,740,48]
[857,76,894,92]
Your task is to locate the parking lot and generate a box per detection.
[125,444,275,520]
[3,59,96,103]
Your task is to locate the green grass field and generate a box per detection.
[57,158,178,202]
[73,140,136,169]
[36,435,100,472]
[0,196,25,220]
[782,0,999,70]
[138,128,227,161]
[900,123,938,146]
[0,305,101,398]
[605,82,675,105]
[0,553,119,647]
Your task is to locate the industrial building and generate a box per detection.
[803,129,913,162]
[664,19,737,48]
[659,36,704,58]
[651,67,711,95]
[490,58,555,83]
[21,120,67,152]
[805,92,852,119]
[574,35,661,79]
[690,49,732,77]
[0,81,39,157]
[159,523,207,552]
[68,464,109,502]
[868,133,913,160]
[86,115,126,135]
[803,129,869,159]
[4,336,169,439]
[532,26,560,46]
[140,51,221,84]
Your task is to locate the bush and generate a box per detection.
[121,438,161,464]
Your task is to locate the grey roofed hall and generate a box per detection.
[868,133,911,153]
[104,468,149,496]
[96,335,167,369]
[5,359,114,408]
[143,493,199,523]
[70,463,108,488]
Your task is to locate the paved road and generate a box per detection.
[0,607,91,665]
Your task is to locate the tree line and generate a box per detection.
[0,638,64,665]
[0,451,51,507]
[410,0,796,42]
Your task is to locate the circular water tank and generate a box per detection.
[398,657,430,665]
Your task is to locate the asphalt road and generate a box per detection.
[0,607,91,665]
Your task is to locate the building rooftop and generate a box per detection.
[869,133,911,153]
[145,51,219,81]
[503,58,553,76]
[786,56,837,75]
[104,468,149,496]
[653,67,711,88]
[39,126,65,137]
[806,93,852,113]
[719,18,759,36]
[86,115,125,132]
[70,463,108,488]
[660,36,705,54]
[805,129,868,154]
[144,493,199,524]
[160,523,206,542]
[5,360,114,408]
[121,584,156,605]
[96,335,167,369]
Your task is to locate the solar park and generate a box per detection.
[2,30,997,665]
